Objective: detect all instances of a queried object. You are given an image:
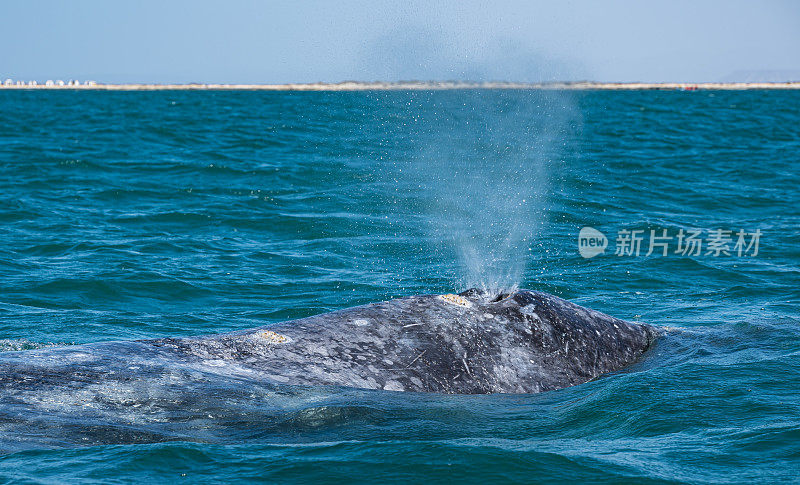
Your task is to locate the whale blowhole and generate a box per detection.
[490,292,512,303]
[458,288,515,303]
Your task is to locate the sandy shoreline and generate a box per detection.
[1,81,799,91]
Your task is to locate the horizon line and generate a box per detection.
[2,80,800,91]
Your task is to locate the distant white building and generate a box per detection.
[86,80,97,86]
[56,80,65,86]
[29,80,37,86]
[3,79,12,86]
[45,80,54,86]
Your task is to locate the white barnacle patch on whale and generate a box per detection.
[258,330,290,344]
[352,319,370,326]
[383,380,405,391]
[439,293,473,308]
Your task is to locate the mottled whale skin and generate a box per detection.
[151,288,656,394]
[0,289,655,397]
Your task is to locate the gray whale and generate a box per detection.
[1,289,655,396]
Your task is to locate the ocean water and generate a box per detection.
[0,89,798,483]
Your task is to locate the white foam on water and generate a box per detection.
[0,338,69,352]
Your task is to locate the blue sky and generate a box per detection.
[1,0,798,83]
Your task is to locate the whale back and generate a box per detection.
[153,289,656,394]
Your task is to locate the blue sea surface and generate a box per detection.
[0,89,798,483]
